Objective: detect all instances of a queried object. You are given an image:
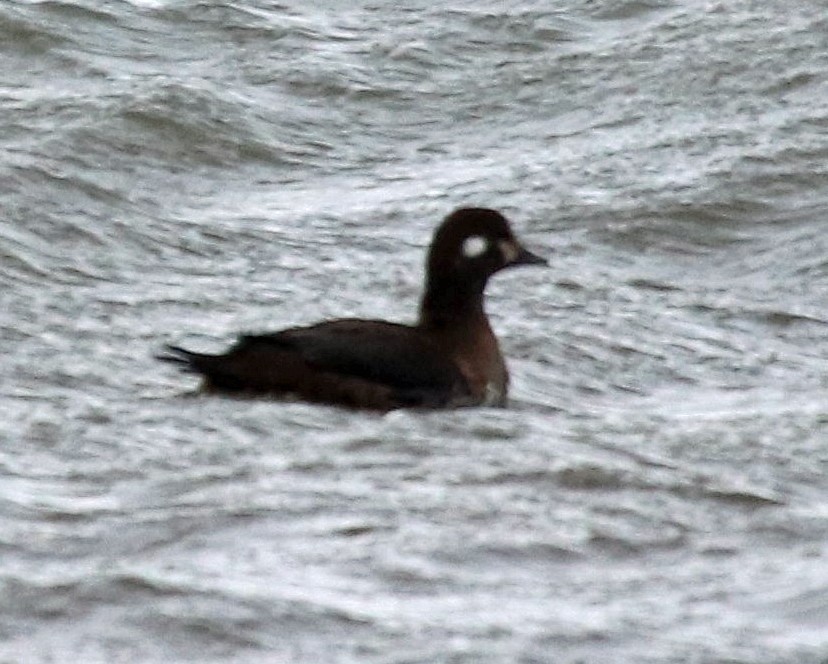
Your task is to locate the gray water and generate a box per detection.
[3,1,828,662]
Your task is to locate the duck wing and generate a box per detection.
[160,319,470,409]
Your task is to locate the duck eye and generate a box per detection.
[462,235,489,259]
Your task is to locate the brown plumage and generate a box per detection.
[159,207,546,410]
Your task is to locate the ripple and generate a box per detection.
[3,2,828,662]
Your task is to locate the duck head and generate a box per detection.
[419,207,546,325]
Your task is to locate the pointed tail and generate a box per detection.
[156,345,214,373]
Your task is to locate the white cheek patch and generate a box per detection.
[462,235,489,259]
[498,240,519,263]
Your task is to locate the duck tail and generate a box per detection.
[155,345,213,373]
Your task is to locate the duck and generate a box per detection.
[158,207,546,410]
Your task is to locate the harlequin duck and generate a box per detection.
[159,207,546,410]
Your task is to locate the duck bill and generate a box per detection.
[510,244,548,268]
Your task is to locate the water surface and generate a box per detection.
[2,1,828,662]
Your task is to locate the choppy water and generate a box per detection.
[3,1,828,662]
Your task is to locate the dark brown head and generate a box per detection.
[420,208,546,323]
[427,207,546,283]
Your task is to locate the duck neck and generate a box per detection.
[418,274,488,330]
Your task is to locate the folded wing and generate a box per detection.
[160,319,470,410]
